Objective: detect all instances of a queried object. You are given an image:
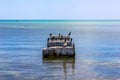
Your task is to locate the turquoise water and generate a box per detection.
[0,20,120,80]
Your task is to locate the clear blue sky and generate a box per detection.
[0,0,120,19]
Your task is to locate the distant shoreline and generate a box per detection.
[0,19,120,23]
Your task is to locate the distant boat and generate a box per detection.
[20,26,24,29]
[16,20,24,29]
[16,20,21,22]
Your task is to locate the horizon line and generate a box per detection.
[0,19,120,21]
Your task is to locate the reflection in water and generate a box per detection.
[43,57,75,80]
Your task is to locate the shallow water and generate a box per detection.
[0,21,120,80]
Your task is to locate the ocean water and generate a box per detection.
[0,20,120,80]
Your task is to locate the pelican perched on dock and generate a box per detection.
[43,32,75,58]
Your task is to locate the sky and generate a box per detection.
[0,0,120,20]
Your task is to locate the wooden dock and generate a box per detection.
[42,32,75,58]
